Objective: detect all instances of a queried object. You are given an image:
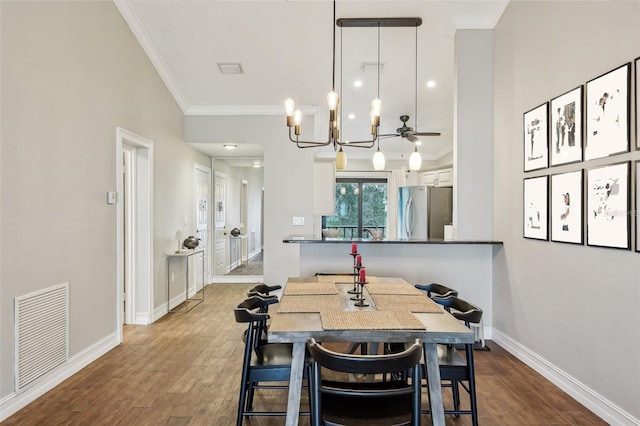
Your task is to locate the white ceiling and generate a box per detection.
[115,0,508,165]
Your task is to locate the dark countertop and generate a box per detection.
[283,235,503,245]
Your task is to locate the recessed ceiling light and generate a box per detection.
[426,80,436,88]
[348,113,356,120]
[217,63,244,75]
[353,80,363,87]
[223,144,237,150]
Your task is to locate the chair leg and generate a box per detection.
[452,380,461,417]
[465,343,479,426]
[247,381,256,411]
[237,378,248,426]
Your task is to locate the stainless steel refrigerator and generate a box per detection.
[398,185,453,239]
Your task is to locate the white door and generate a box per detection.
[122,145,135,325]
[194,165,211,290]
[214,172,227,276]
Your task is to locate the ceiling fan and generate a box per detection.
[379,115,441,142]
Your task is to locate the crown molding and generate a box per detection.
[113,0,189,113]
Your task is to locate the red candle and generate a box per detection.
[356,255,362,266]
[351,242,357,254]
[359,268,366,283]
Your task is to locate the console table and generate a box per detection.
[166,248,205,313]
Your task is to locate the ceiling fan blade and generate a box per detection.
[414,131,441,136]
[406,134,419,142]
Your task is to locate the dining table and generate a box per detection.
[267,275,475,426]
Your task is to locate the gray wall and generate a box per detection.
[493,1,640,420]
[0,1,209,399]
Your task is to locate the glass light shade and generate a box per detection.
[372,148,385,170]
[335,148,347,170]
[371,98,382,117]
[327,91,339,110]
[293,109,303,126]
[409,146,422,171]
[284,98,295,116]
[370,110,375,125]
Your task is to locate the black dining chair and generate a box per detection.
[307,338,422,426]
[415,282,459,300]
[234,296,311,425]
[247,283,282,298]
[422,296,481,426]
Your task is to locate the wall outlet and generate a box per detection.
[292,216,304,226]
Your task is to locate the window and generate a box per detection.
[322,178,387,239]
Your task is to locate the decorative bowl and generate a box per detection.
[183,235,200,249]
[322,229,340,238]
[230,228,241,237]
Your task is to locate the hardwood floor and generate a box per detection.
[226,251,263,276]
[2,284,606,425]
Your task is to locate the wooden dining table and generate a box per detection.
[267,275,475,426]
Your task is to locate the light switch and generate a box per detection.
[293,216,304,226]
[107,192,116,204]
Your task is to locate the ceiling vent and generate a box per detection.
[360,62,385,74]
[217,63,244,75]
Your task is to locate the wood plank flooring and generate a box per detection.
[2,284,607,425]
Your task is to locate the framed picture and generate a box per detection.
[636,161,640,253]
[585,63,630,160]
[633,58,640,150]
[586,162,630,249]
[523,103,549,171]
[550,170,583,244]
[550,86,583,166]
[523,175,548,240]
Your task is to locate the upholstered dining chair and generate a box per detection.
[306,338,423,426]
[234,296,310,425]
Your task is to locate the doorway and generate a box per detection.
[213,171,227,277]
[194,164,211,289]
[116,128,153,342]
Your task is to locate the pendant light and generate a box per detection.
[408,24,422,171]
[409,145,422,171]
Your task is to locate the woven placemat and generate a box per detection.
[278,295,342,313]
[284,281,338,295]
[372,295,443,314]
[320,309,426,330]
[365,283,422,295]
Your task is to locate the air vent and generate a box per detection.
[218,63,244,74]
[14,283,69,392]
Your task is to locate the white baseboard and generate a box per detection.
[492,329,639,426]
[0,333,119,422]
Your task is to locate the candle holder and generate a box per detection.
[348,252,360,294]
[351,266,369,307]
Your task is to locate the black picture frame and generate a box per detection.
[586,162,630,250]
[550,170,583,245]
[633,57,640,150]
[550,86,583,166]
[585,63,630,160]
[523,175,548,240]
[636,161,640,253]
[523,103,549,171]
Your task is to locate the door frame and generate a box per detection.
[194,163,212,286]
[116,127,153,343]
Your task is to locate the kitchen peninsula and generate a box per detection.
[283,235,503,336]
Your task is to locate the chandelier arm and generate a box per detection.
[288,128,332,147]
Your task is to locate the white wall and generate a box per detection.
[0,0,209,407]
[493,2,640,422]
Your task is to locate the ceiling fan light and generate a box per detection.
[336,147,347,170]
[409,146,422,171]
[372,148,385,170]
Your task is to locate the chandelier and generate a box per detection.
[284,2,421,170]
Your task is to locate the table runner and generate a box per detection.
[278,295,342,313]
[284,281,338,295]
[365,282,422,295]
[320,309,426,330]
[372,294,443,313]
